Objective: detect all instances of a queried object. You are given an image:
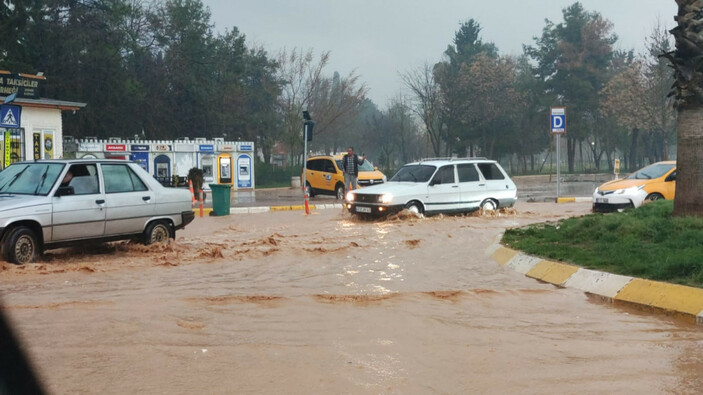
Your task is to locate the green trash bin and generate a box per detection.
[209,184,232,216]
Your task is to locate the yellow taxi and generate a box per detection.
[303,154,387,199]
[592,161,676,212]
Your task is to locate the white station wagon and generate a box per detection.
[0,159,195,264]
[345,158,517,216]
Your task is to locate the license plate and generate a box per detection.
[595,198,608,203]
[355,206,372,213]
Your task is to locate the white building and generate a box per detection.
[0,71,86,165]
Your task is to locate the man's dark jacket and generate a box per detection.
[342,154,364,176]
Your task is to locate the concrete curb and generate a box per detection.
[556,197,592,203]
[486,238,703,325]
[193,204,344,216]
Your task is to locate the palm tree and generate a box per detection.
[661,1,703,216]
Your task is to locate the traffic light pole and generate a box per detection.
[302,123,310,215]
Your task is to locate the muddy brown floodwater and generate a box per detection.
[1,202,702,394]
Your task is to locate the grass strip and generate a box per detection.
[502,200,703,288]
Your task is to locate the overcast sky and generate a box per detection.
[203,0,678,107]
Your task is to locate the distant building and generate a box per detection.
[67,137,255,190]
[0,71,86,167]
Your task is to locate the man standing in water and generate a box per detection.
[341,147,365,192]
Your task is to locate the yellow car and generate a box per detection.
[303,154,387,199]
[592,161,676,212]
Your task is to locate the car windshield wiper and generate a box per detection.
[0,166,29,192]
[34,165,50,194]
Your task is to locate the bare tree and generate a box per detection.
[401,63,445,157]
[276,48,367,164]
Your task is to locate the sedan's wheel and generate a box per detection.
[2,226,38,265]
[335,184,345,200]
[646,193,664,201]
[144,221,173,245]
[405,201,423,215]
[480,199,497,212]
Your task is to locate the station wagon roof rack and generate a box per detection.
[418,157,488,162]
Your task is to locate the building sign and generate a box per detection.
[79,142,102,151]
[198,144,214,152]
[0,104,21,128]
[130,144,149,151]
[33,133,40,160]
[239,144,253,151]
[0,72,43,99]
[105,144,126,151]
[219,144,234,152]
[174,143,194,152]
[43,132,53,159]
[152,144,171,152]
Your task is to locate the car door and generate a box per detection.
[425,165,461,213]
[320,159,338,192]
[101,163,155,236]
[306,159,322,191]
[457,163,485,211]
[52,163,106,241]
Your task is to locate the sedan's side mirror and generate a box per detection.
[56,186,75,196]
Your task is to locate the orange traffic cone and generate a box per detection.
[188,179,195,207]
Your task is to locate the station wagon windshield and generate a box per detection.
[390,164,436,182]
[627,163,675,180]
[0,163,65,195]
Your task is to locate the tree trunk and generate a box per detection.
[673,107,703,216]
[567,137,576,173]
[629,128,639,172]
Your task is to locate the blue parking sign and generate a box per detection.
[0,104,21,128]
[550,107,566,134]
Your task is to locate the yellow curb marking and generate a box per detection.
[615,279,703,317]
[556,197,576,203]
[526,260,579,286]
[491,246,518,266]
[270,206,292,211]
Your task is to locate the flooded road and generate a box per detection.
[1,202,702,394]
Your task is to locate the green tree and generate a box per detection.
[526,2,616,172]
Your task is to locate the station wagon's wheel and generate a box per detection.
[405,201,423,215]
[335,184,345,200]
[144,220,174,245]
[646,193,664,202]
[480,199,497,212]
[2,226,38,265]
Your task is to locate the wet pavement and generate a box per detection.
[1,202,702,394]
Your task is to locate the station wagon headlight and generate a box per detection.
[379,193,393,204]
[346,191,355,201]
[615,185,645,194]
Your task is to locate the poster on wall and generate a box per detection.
[3,130,9,168]
[43,131,54,159]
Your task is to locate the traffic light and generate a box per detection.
[304,120,314,142]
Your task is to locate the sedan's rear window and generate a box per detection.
[103,164,148,193]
